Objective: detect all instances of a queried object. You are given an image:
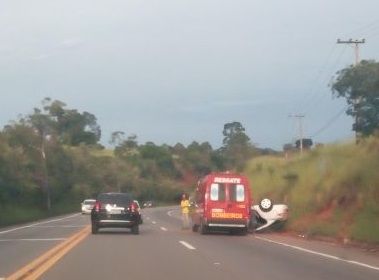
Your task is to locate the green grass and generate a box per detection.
[350,207,379,243]
[244,137,379,244]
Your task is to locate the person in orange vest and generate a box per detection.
[180,194,190,229]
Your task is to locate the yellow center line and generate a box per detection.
[6,226,90,280]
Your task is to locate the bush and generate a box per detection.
[350,209,379,243]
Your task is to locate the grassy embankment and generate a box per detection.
[245,138,379,245]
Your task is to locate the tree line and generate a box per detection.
[1,60,378,226]
[0,97,267,225]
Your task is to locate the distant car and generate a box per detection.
[134,200,143,224]
[249,198,288,232]
[91,192,140,234]
[81,199,96,214]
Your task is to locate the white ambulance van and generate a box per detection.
[191,172,252,235]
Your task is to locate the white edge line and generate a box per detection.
[180,240,196,250]
[255,236,379,271]
[160,227,167,231]
[0,214,80,235]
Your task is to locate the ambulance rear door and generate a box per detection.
[207,176,250,224]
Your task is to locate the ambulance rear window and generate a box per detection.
[210,183,226,201]
[230,184,245,202]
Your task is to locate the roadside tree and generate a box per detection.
[331,60,379,138]
[221,121,255,171]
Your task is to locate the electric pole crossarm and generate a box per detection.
[336,38,365,65]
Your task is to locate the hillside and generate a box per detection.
[244,138,379,245]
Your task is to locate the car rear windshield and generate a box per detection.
[98,193,132,206]
[84,200,95,205]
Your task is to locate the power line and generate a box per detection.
[309,105,349,139]
[288,22,374,147]
[336,38,365,65]
[299,46,348,115]
[288,42,350,146]
[343,19,379,40]
[304,38,365,143]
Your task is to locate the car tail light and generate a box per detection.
[130,201,136,212]
[94,201,101,212]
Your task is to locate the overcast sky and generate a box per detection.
[1,0,378,150]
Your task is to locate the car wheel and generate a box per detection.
[259,198,273,212]
[91,224,99,234]
[131,224,139,235]
[200,221,207,235]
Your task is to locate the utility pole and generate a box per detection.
[289,115,305,154]
[337,38,365,143]
[337,38,365,65]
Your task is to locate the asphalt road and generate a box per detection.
[1,206,378,280]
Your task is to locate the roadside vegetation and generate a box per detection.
[0,60,378,246]
[245,137,379,244]
[0,98,261,227]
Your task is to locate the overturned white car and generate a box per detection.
[249,198,289,232]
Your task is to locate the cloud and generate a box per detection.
[61,38,83,48]
[0,0,378,151]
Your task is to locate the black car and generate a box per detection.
[91,192,140,235]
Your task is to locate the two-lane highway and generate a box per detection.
[1,207,378,280]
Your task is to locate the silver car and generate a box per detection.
[81,199,96,214]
